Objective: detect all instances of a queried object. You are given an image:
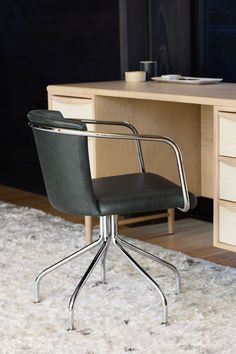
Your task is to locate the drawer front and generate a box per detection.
[51,96,94,119]
[219,159,236,202]
[219,114,236,157]
[219,203,236,246]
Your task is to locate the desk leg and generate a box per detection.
[85,216,93,245]
[168,209,175,234]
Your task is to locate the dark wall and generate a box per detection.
[0,1,120,193]
[149,0,236,81]
[149,0,193,76]
[202,0,236,82]
[119,0,194,77]
[119,0,149,76]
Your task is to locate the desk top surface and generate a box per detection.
[47,80,236,107]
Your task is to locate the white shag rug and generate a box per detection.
[0,202,236,354]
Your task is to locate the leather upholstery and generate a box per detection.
[28,109,197,217]
[28,109,86,131]
[28,110,100,215]
[93,173,197,215]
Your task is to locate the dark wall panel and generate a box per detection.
[203,0,236,82]
[0,1,120,193]
[119,0,149,76]
[149,0,193,76]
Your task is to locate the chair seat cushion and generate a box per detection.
[93,172,197,216]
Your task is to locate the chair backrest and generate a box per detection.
[28,110,100,216]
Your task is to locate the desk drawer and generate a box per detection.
[51,96,94,119]
[219,113,236,157]
[219,200,236,247]
[219,157,236,202]
[214,110,236,252]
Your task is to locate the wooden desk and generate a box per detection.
[47,81,236,252]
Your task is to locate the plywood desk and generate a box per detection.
[47,81,236,252]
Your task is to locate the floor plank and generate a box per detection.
[0,184,235,267]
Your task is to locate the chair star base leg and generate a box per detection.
[101,237,111,284]
[116,235,181,295]
[68,310,75,331]
[34,235,103,303]
[68,239,109,330]
[113,237,169,325]
[109,214,170,325]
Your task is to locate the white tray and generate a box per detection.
[151,76,223,85]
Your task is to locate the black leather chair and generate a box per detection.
[28,109,197,330]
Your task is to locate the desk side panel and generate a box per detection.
[201,105,214,198]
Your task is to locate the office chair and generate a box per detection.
[28,109,197,330]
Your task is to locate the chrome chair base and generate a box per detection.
[34,215,181,330]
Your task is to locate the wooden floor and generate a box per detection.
[1,184,236,267]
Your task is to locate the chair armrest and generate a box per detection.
[92,131,189,213]
[70,118,145,173]
[29,123,190,212]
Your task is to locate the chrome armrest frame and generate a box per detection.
[70,118,145,173]
[29,123,190,212]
